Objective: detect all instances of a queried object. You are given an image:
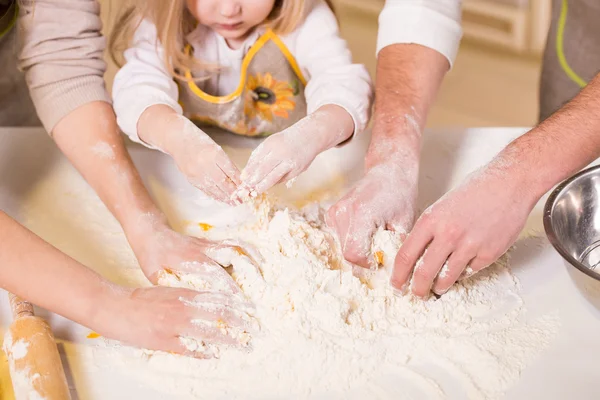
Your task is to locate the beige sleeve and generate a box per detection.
[17,0,112,133]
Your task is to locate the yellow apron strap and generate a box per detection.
[556,0,587,88]
[184,29,307,104]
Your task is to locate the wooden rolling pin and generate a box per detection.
[3,294,71,400]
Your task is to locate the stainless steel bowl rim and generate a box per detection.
[544,164,600,282]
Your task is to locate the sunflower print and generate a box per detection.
[245,72,296,122]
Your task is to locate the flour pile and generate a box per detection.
[87,197,558,400]
[14,160,560,400]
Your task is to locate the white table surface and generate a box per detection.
[0,127,599,399]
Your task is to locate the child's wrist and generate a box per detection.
[137,105,179,151]
[314,104,355,148]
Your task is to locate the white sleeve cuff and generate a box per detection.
[114,85,183,150]
[377,5,462,68]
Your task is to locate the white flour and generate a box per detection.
[88,198,558,400]
[90,142,115,160]
[14,162,560,400]
[3,332,44,400]
[8,340,28,361]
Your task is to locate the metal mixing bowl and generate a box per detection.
[545,165,600,309]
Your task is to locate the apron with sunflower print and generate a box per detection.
[178,29,307,137]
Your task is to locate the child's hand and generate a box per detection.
[239,129,317,196]
[138,106,241,205]
[238,105,355,197]
[95,285,256,358]
[168,121,241,204]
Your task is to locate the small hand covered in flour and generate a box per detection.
[237,105,355,198]
[391,162,537,298]
[96,285,256,358]
[138,106,241,205]
[168,121,242,205]
[327,158,418,269]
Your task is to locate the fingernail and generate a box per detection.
[391,282,408,297]
[459,266,475,280]
[408,277,416,294]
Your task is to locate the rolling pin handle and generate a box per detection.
[8,293,35,319]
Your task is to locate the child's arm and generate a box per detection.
[0,211,253,357]
[112,20,240,204]
[112,19,183,149]
[239,0,373,196]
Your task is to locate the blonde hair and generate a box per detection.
[109,0,335,82]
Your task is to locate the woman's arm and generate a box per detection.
[17,0,111,133]
[51,101,172,268]
[9,0,256,354]
[0,211,254,357]
[0,211,110,325]
[17,0,245,283]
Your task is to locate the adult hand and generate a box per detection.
[96,285,256,358]
[327,157,418,269]
[390,164,538,297]
[129,217,258,294]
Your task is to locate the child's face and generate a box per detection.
[187,0,277,44]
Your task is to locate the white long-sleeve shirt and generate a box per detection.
[113,0,373,146]
[378,0,463,66]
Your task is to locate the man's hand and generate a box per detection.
[390,72,600,297]
[328,43,449,269]
[391,164,537,297]
[327,158,418,268]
